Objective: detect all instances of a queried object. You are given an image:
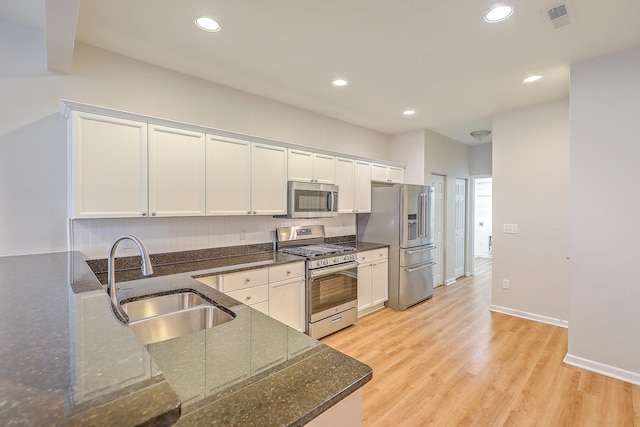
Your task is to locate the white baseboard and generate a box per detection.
[489,304,569,328]
[445,278,456,286]
[563,354,640,386]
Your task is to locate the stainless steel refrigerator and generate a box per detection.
[357,184,435,310]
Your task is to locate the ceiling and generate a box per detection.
[2,0,640,145]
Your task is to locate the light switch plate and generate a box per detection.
[503,224,518,234]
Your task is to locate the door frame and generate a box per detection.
[430,173,446,288]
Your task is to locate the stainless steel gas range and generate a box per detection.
[276,225,358,339]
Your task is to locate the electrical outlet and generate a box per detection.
[503,224,518,234]
[502,279,510,290]
[122,240,133,249]
[239,230,246,240]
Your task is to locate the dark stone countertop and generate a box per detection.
[0,250,373,426]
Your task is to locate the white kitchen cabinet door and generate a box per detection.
[206,136,251,215]
[353,161,372,213]
[288,149,336,184]
[148,125,206,217]
[371,260,389,306]
[68,111,148,218]
[357,263,372,313]
[388,166,404,183]
[335,157,355,213]
[313,153,336,184]
[251,143,287,215]
[371,163,404,184]
[370,163,388,183]
[287,149,314,182]
[269,277,305,331]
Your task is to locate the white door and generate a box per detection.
[454,179,466,278]
[431,174,445,287]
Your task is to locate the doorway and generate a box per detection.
[472,177,492,274]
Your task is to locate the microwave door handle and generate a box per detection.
[328,192,334,212]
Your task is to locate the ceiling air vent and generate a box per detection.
[547,4,571,29]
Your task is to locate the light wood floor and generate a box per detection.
[322,260,640,426]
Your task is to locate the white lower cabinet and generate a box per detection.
[357,248,389,317]
[269,277,305,332]
[196,261,305,330]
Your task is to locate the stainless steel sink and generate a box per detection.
[122,291,211,322]
[121,291,235,345]
[129,305,235,345]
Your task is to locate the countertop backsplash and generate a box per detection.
[72,213,357,260]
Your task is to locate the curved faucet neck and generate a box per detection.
[107,235,154,325]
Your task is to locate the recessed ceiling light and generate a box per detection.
[484,5,514,22]
[195,17,221,32]
[522,75,543,84]
[403,109,416,116]
[332,79,348,87]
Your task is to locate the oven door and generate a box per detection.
[308,262,358,323]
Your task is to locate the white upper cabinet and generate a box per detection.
[207,138,286,216]
[354,160,372,213]
[68,111,148,219]
[371,163,404,183]
[206,136,252,215]
[335,158,371,213]
[148,125,206,217]
[288,149,335,184]
[251,143,288,215]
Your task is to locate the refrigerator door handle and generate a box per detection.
[417,193,424,237]
[405,247,435,255]
[404,261,436,273]
[422,192,428,238]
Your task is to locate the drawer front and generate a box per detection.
[357,250,373,264]
[373,247,388,260]
[269,262,305,283]
[227,284,269,306]
[223,268,269,292]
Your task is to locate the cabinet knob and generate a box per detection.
[246,296,251,300]
[151,212,157,217]
[247,211,251,214]
[141,212,147,217]
[253,211,257,215]
[286,270,291,275]
[245,278,251,282]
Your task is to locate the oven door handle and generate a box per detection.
[309,261,359,278]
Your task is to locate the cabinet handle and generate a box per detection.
[141,212,147,217]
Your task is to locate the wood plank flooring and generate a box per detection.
[321,260,640,426]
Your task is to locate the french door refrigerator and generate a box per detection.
[357,184,436,310]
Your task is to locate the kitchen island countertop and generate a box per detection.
[0,251,372,426]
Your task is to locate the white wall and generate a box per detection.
[567,45,640,379]
[389,130,425,185]
[423,130,471,283]
[470,143,492,175]
[0,21,388,257]
[491,99,570,325]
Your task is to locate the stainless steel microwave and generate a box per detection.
[285,181,339,218]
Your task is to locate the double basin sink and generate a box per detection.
[122,291,235,345]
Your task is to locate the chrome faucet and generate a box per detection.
[107,235,154,325]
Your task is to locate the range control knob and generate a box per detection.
[334,256,340,263]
